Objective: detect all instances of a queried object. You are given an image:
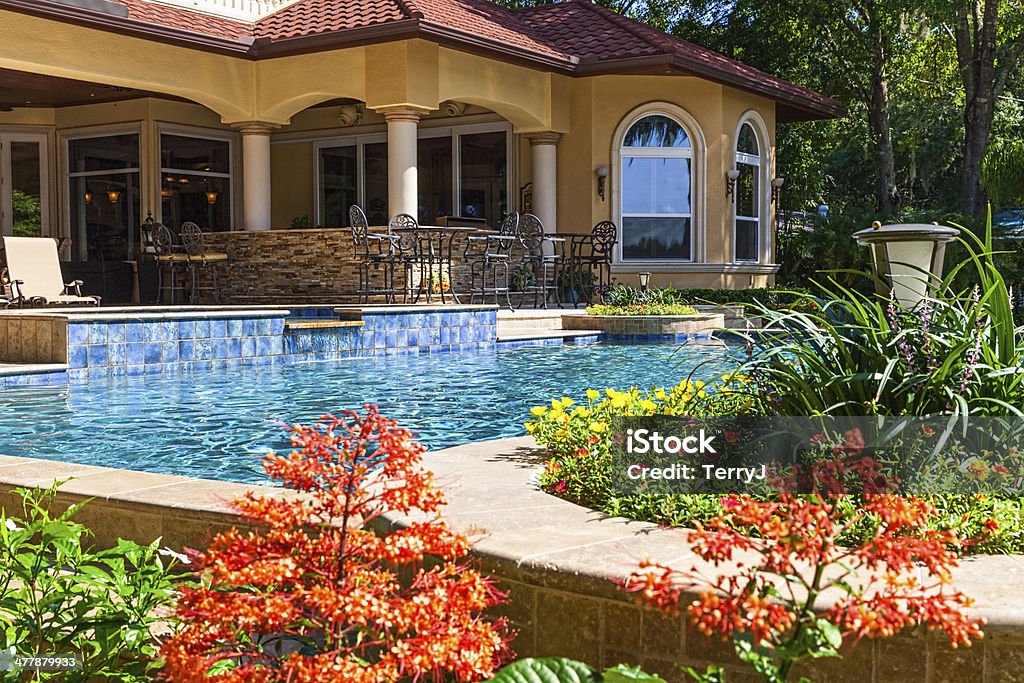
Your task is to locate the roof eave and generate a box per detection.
[0,0,254,56]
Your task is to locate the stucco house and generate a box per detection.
[0,0,839,298]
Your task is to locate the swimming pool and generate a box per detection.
[0,341,739,483]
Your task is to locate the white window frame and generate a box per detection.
[312,121,512,226]
[611,103,706,267]
[0,128,51,238]
[732,112,772,264]
[157,124,237,229]
[62,123,143,262]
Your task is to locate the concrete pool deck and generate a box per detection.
[0,439,1021,682]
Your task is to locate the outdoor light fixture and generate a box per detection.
[725,169,741,200]
[205,191,219,205]
[596,166,609,201]
[107,190,120,203]
[853,221,959,307]
[161,189,171,199]
[84,192,92,205]
[638,271,651,291]
[771,177,785,204]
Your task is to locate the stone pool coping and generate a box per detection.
[0,439,1021,627]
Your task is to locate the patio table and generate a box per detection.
[390,225,479,304]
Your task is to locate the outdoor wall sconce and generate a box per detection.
[596,166,609,201]
[771,177,785,204]
[853,221,959,307]
[725,169,740,200]
[160,189,171,199]
[84,192,92,205]
[107,190,120,203]
[637,271,651,291]
[205,191,219,205]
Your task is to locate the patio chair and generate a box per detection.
[463,211,517,309]
[516,213,565,309]
[349,205,403,303]
[569,220,617,305]
[180,222,228,304]
[1,268,20,309]
[0,236,100,307]
[388,213,435,302]
[152,222,190,305]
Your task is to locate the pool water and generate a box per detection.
[0,341,739,484]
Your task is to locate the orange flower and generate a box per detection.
[160,406,511,682]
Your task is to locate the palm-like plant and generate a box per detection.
[739,216,1024,417]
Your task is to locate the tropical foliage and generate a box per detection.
[160,407,510,682]
[0,484,179,682]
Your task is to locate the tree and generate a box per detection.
[949,1,1024,215]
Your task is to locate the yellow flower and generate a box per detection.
[560,397,575,408]
[654,389,668,401]
[639,399,657,413]
[589,421,608,433]
[525,422,536,433]
[572,406,591,418]
[530,406,548,417]
[586,389,600,401]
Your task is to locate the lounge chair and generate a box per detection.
[1,236,100,307]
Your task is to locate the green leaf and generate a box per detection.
[487,658,600,683]
[603,663,668,682]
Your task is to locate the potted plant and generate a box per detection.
[510,265,536,293]
[557,266,595,304]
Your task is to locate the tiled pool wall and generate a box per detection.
[0,306,499,383]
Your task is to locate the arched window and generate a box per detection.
[620,114,694,261]
[734,123,761,262]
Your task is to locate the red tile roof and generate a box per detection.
[1,0,841,119]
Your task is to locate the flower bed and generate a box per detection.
[585,303,697,316]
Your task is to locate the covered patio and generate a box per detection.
[0,0,840,306]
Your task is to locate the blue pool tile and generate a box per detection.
[107,343,126,365]
[67,323,87,346]
[144,363,164,376]
[241,337,256,357]
[212,338,228,359]
[195,339,212,361]
[87,366,109,380]
[242,319,257,336]
[87,344,107,367]
[384,330,397,347]
[68,368,86,382]
[126,364,145,376]
[126,323,144,343]
[144,342,162,364]
[227,319,243,337]
[226,338,241,358]
[211,320,227,339]
[195,320,211,339]
[270,318,285,336]
[383,315,397,331]
[159,321,176,341]
[69,345,88,368]
[161,341,179,363]
[88,323,107,344]
[257,318,272,335]
[177,320,196,339]
[107,324,126,343]
[178,340,195,362]
[109,365,127,378]
[396,329,408,347]
[428,327,441,344]
[141,322,159,342]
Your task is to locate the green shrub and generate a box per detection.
[585,302,697,316]
[602,284,816,311]
[0,484,179,682]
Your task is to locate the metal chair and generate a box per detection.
[387,213,431,302]
[349,205,403,303]
[463,212,517,309]
[516,213,565,309]
[152,223,189,305]
[570,220,617,305]
[180,222,228,304]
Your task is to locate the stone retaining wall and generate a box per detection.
[1,440,1019,682]
[562,313,725,340]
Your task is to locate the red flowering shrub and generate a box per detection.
[161,406,510,683]
[623,495,984,682]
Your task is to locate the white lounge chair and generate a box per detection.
[1,236,100,307]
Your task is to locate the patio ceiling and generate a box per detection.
[0,67,188,111]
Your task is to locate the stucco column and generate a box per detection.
[234,122,277,231]
[527,133,561,233]
[378,106,430,219]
